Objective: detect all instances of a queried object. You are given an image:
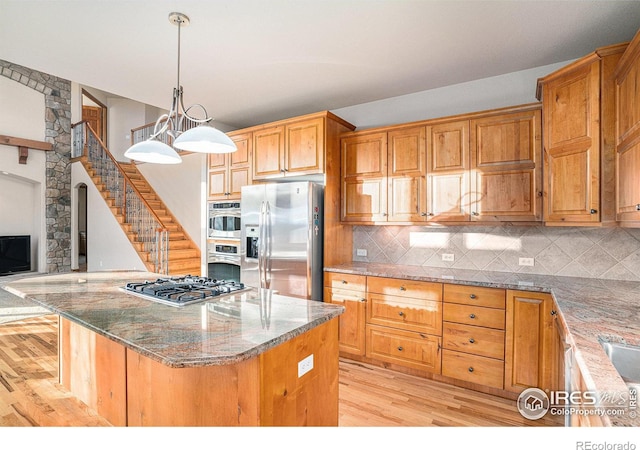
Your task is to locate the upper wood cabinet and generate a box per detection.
[426,120,470,222]
[340,104,542,224]
[208,132,252,200]
[341,131,388,222]
[470,108,542,222]
[616,29,640,224]
[536,43,627,225]
[252,116,328,180]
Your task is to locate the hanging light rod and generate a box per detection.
[124,12,237,164]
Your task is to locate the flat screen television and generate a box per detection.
[0,235,31,276]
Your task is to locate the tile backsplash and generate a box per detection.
[352,225,640,282]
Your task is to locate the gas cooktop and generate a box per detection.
[121,276,249,307]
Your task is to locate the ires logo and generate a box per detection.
[517,387,632,420]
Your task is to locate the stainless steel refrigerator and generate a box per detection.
[240,182,323,301]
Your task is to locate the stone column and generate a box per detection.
[1,60,72,273]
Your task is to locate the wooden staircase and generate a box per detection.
[78,158,202,276]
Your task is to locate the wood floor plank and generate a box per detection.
[0,314,563,427]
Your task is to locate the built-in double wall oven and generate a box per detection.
[208,201,241,282]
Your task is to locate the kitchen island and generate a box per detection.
[3,271,344,426]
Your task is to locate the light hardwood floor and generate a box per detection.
[0,314,561,427]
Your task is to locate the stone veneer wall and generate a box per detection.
[0,60,72,273]
[353,225,640,282]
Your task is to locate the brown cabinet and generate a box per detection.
[323,272,367,357]
[340,104,542,224]
[252,117,327,180]
[470,108,542,222]
[537,43,627,225]
[388,126,427,222]
[441,284,506,389]
[207,132,252,200]
[616,30,640,224]
[340,131,388,222]
[364,276,443,374]
[503,290,555,394]
[426,120,470,221]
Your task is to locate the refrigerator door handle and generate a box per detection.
[258,201,266,288]
[264,200,272,288]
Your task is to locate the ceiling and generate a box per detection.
[1,1,640,130]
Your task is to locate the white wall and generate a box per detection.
[71,162,146,272]
[0,75,47,273]
[107,97,147,161]
[332,60,573,129]
[137,152,205,251]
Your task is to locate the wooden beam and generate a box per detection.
[0,135,53,151]
[0,134,52,165]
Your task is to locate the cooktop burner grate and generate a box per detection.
[122,276,248,307]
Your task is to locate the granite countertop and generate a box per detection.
[325,262,640,427]
[2,271,343,368]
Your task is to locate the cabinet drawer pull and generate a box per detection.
[399,286,406,291]
[469,294,477,299]
[341,280,348,284]
[397,346,404,352]
[469,313,476,319]
[468,367,474,373]
[469,338,475,344]
[398,311,404,317]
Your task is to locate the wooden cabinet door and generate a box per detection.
[341,132,388,222]
[504,290,555,394]
[426,120,470,221]
[228,132,252,199]
[285,117,324,176]
[324,286,366,356]
[616,35,640,222]
[542,60,600,223]
[253,126,285,180]
[470,108,542,222]
[208,133,252,200]
[387,126,427,222]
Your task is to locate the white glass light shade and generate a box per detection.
[124,139,182,164]
[173,125,237,153]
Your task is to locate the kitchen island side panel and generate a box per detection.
[126,349,261,426]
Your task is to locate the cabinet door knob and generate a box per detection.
[590,209,598,214]
[420,212,427,217]
[469,338,475,344]
[341,280,348,284]
[469,294,477,299]
[469,313,476,319]
[427,212,434,216]
[468,367,474,373]
[398,311,404,317]
[399,286,406,291]
[636,204,640,211]
[550,310,557,316]
[472,211,479,216]
[359,297,366,302]
[397,346,404,352]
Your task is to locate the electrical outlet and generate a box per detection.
[356,248,367,257]
[519,257,534,266]
[442,253,454,262]
[298,354,314,378]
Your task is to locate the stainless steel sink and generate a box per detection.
[601,342,640,384]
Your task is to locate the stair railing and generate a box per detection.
[130,115,199,146]
[72,121,169,274]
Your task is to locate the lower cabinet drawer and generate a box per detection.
[443,303,505,329]
[441,349,504,389]
[366,324,441,374]
[442,322,505,360]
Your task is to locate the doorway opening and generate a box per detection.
[77,183,88,272]
[81,89,107,145]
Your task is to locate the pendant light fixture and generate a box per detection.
[124,12,236,164]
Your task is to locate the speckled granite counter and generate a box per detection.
[2,271,344,368]
[326,262,640,426]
